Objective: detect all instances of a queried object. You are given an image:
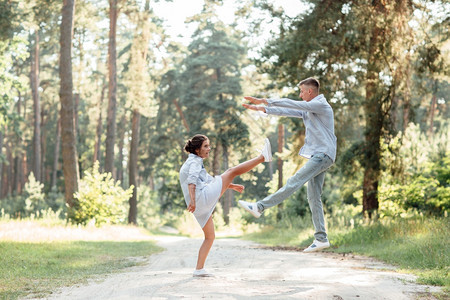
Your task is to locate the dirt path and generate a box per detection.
[43,236,440,299]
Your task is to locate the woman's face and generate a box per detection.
[196,138,211,159]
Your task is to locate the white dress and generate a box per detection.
[179,154,223,228]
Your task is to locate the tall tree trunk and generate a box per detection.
[13,92,23,194]
[74,93,80,141]
[5,141,12,197]
[93,85,106,165]
[105,0,119,176]
[212,140,221,176]
[31,30,41,182]
[173,99,190,132]
[362,1,384,217]
[276,124,284,220]
[428,81,438,136]
[277,124,284,190]
[59,0,79,208]
[128,109,140,225]
[116,113,126,183]
[51,116,61,189]
[221,142,231,224]
[40,106,47,184]
[0,128,3,198]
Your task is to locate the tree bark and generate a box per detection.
[221,142,232,224]
[59,0,79,208]
[212,140,221,176]
[428,82,438,136]
[93,85,106,165]
[172,99,190,132]
[40,106,47,183]
[116,113,126,183]
[277,124,284,190]
[362,0,384,217]
[4,141,12,197]
[51,116,61,189]
[0,128,3,198]
[128,109,140,225]
[13,92,23,194]
[31,30,41,182]
[105,0,119,176]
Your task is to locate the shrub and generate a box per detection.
[68,162,133,226]
[24,172,46,216]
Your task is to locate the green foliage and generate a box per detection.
[0,36,27,129]
[69,162,133,226]
[380,123,450,216]
[23,172,45,215]
[332,217,450,288]
[0,177,64,219]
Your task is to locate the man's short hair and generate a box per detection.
[298,77,320,92]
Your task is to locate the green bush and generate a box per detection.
[69,162,133,226]
[380,122,449,216]
[24,172,46,215]
[380,154,450,216]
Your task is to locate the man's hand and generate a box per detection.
[242,103,264,111]
[244,96,268,105]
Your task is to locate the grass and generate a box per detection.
[242,215,450,294]
[0,220,163,299]
[331,217,450,288]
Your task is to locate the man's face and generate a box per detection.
[298,85,314,102]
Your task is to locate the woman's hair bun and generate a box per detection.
[184,134,207,154]
[184,139,193,153]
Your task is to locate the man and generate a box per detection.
[239,77,337,252]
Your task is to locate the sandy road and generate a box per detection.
[42,236,440,299]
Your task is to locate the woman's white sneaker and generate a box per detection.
[303,240,330,253]
[193,268,213,277]
[238,200,261,218]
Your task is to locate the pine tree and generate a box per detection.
[180,0,249,222]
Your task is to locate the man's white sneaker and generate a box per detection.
[303,240,330,253]
[238,200,261,218]
[193,268,213,277]
[261,138,272,162]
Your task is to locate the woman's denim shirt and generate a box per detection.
[179,153,214,204]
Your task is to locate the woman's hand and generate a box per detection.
[187,184,196,213]
[187,200,196,213]
[229,184,245,193]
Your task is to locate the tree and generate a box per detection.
[59,0,79,208]
[123,0,162,224]
[104,0,120,175]
[30,29,41,182]
[180,0,249,223]
[255,0,446,217]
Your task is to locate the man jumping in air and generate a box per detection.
[240,77,337,253]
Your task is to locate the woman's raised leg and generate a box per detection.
[220,154,264,196]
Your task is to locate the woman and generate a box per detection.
[179,134,272,277]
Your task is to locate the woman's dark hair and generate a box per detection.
[184,134,208,154]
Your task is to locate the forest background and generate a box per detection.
[0,0,448,236]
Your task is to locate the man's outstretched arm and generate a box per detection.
[244,96,268,105]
